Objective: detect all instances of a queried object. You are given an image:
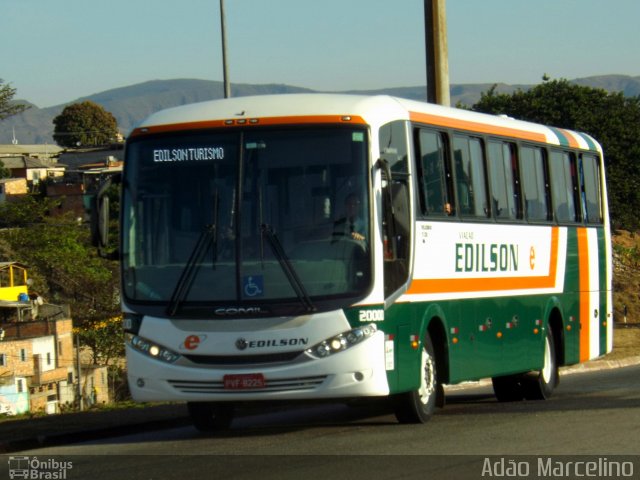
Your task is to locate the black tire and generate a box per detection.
[393,333,439,424]
[523,327,559,400]
[492,374,525,402]
[492,327,559,402]
[187,402,235,432]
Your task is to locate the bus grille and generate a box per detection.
[183,351,303,366]
[167,375,327,394]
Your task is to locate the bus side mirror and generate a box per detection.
[90,173,121,258]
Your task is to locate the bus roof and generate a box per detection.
[132,93,602,153]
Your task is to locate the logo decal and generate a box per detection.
[235,337,309,350]
[235,338,248,350]
[530,246,536,270]
[182,334,206,350]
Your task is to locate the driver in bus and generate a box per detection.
[333,193,366,241]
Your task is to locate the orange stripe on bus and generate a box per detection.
[557,128,581,149]
[130,115,367,137]
[577,228,591,362]
[407,227,560,295]
[409,112,548,143]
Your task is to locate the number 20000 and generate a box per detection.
[359,310,384,322]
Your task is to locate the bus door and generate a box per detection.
[378,120,415,390]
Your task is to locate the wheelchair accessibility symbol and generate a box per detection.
[243,275,264,298]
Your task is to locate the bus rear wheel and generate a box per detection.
[393,333,440,424]
[491,374,525,402]
[187,402,235,432]
[523,328,559,400]
[492,328,559,402]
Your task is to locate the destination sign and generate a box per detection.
[152,146,225,162]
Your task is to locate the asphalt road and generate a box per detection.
[3,365,640,479]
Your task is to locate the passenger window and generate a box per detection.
[417,129,453,216]
[453,135,489,219]
[520,146,550,222]
[488,141,521,220]
[550,151,580,223]
[580,154,603,224]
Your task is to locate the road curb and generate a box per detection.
[561,354,640,374]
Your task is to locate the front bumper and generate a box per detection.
[127,330,389,402]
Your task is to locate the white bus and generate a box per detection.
[99,94,612,430]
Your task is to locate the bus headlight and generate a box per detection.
[305,324,377,359]
[127,334,181,364]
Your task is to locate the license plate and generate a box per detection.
[223,373,266,390]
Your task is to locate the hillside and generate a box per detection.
[3,74,640,144]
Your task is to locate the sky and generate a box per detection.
[3,0,640,108]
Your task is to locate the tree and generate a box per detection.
[0,79,30,121]
[0,161,10,179]
[0,196,122,364]
[471,78,640,231]
[53,101,119,148]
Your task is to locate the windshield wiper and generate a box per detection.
[260,224,315,313]
[167,193,219,316]
[166,224,217,316]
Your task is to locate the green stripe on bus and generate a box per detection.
[549,127,570,147]
[577,132,598,152]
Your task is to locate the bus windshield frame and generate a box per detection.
[121,125,372,318]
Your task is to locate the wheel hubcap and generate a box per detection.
[541,335,552,383]
[418,349,436,404]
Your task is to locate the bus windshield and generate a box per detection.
[122,127,371,316]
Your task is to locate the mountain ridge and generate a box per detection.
[3,74,640,144]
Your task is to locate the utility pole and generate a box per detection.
[76,332,84,411]
[424,0,450,106]
[220,0,231,98]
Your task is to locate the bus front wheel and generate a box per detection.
[393,332,441,424]
[187,402,235,432]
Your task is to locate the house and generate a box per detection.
[57,146,123,173]
[0,144,64,162]
[0,178,28,202]
[45,182,87,220]
[0,144,66,190]
[0,314,75,415]
[79,364,110,407]
[50,149,123,219]
[0,156,65,188]
[0,263,110,414]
